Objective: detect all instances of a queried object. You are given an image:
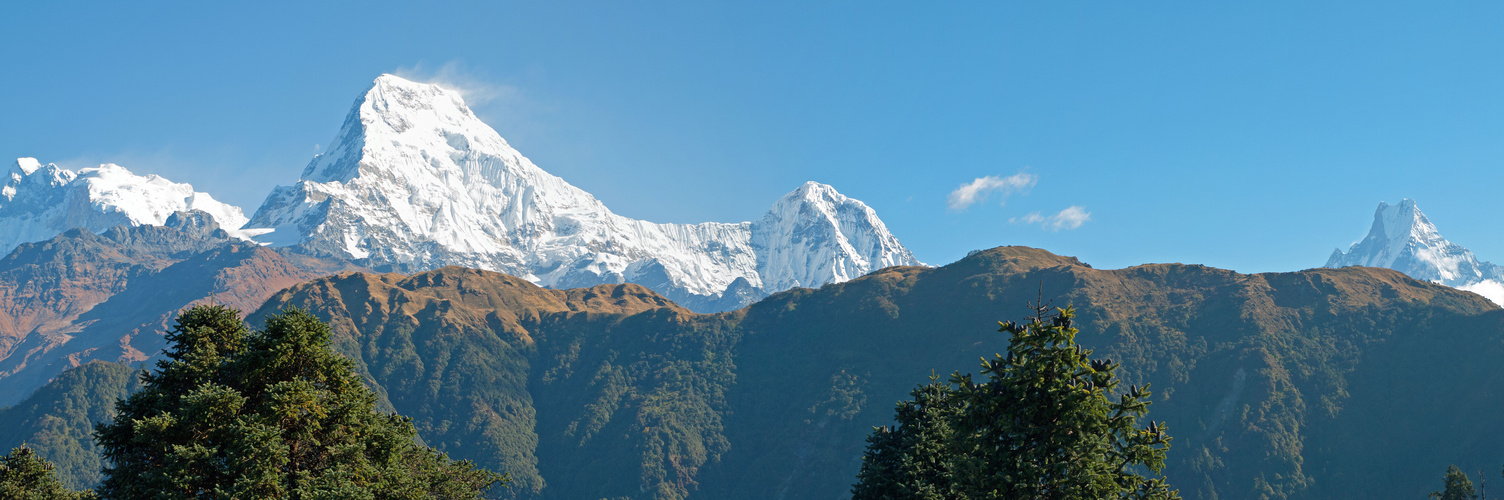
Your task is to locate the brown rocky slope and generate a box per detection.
[0,213,358,404]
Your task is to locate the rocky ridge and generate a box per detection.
[0,211,358,405]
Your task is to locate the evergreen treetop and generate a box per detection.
[853,306,1178,500]
[1431,465,1478,500]
[0,445,95,500]
[93,304,506,499]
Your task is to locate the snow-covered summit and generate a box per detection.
[753,181,918,291]
[0,158,255,256]
[1327,199,1504,306]
[247,74,922,311]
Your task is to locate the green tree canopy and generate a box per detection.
[93,304,506,499]
[1431,465,1477,500]
[852,306,1178,500]
[0,445,95,500]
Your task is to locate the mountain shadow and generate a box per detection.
[8,246,1504,499]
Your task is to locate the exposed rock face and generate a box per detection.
[247,74,920,311]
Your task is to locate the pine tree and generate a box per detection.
[1432,465,1477,500]
[0,445,95,500]
[851,377,962,500]
[852,306,1178,500]
[93,305,506,499]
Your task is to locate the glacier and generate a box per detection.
[247,74,922,311]
[0,158,257,255]
[1326,198,1504,306]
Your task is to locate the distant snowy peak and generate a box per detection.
[1327,198,1504,306]
[1326,199,1482,283]
[300,74,540,185]
[248,74,923,311]
[248,73,616,267]
[753,181,920,291]
[0,158,255,255]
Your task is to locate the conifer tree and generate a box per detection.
[0,445,95,500]
[1432,466,1478,500]
[94,305,506,499]
[853,306,1177,500]
[851,377,962,500]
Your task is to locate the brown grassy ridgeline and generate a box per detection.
[5,246,1502,499]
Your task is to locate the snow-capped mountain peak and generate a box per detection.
[13,157,43,176]
[248,74,923,311]
[0,158,256,255]
[300,74,517,184]
[1327,198,1504,306]
[753,181,919,291]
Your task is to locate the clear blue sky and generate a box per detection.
[5,2,1503,273]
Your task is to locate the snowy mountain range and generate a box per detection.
[1326,198,1504,306]
[1,74,921,312]
[243,74,920,310]
[1,158,257,255]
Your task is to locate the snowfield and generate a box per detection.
[1,158,256,254]
[240,74,923,310]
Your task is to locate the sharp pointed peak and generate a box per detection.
[1374,197,1420,213]
[371,73,437,88]
[373,72,410,84]
[353,73,481,129]
[14,158,42,175]
[1370,198,1436,242]
[365,73,465,101]
[8,158,75,185]
[782,181,848,202]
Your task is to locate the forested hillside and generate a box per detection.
[5,246,1502,499]
[0,361,141,490]
[0,212,359,405]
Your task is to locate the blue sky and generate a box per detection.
[4,2,1503,273]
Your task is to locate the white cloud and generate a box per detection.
[1011,205,1091,231]
[1459,279,1504,307]
[947,172,1037,211]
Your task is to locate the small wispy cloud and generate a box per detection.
[1011,206,1091,231]
[393,61,518,107]
[947,172,1037,211]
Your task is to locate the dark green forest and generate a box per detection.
[5,247,1504,499]
[852,306,1177,499]
[3,305,505,499]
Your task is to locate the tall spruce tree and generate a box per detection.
[93,305,506,499]
[852,306,1178,500]
[0,445,95,500]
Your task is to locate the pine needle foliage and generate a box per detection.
[1430,466,1477,500]
[0,445,96,500]
[853,306,1178,500]
[93,304,506,499]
